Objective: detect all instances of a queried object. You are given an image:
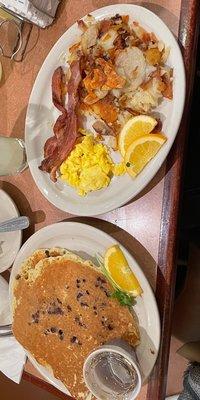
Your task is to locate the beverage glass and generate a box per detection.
[83,339,142,400]
[0,136,27,176]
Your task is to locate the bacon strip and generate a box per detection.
[39,61,81,181]
[52,67,66,113]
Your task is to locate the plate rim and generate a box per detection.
[0,189,22,272]
[25,3,186,216]
[9,220,160,394]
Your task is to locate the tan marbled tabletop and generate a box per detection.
[0,0,199,399]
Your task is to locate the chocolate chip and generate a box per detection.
[97,277,106,284]
[75,316,86,328]
[77,292,84,300]
[67,305,72,312]
[32,310,40,318]
[93,306,97,310]
[57,298,62,304]
[50,327,57,333]
[94,311,98,315]
[70,336,77,343]
[76,279,81,284]
[80,302,89,308]
[83,279,86,283]
[77,284,80,289]
[47,306,64,315]
[15,274,21,280]
[45,250,50,257]
[108,324,114,331]
[86,290,90,295]
[32,310,40,323]
[58,329,64,340]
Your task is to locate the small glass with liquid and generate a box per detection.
[83,340,142,400]
[0,136,27,176]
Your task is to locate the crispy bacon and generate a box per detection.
[39,60,81,181]
[44,136,58,158]
[52,67,66,113]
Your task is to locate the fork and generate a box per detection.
[0,324,13,337]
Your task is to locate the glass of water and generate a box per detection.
[0,136,27,176]
[83,340,142,400]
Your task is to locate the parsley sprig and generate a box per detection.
[95,254,135,307]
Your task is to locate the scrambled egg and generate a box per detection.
[60,135,126,196]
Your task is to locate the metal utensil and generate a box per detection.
[0,332,13,337]
[0,216,29,232]
[0,324,12,331]
[0,324,13,337]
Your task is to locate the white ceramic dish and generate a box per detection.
[10,221,160,395]
[25,4,185,216]
[83,342,142,400]
[0,189,22,273]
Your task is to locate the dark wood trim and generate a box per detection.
[147,0,200,399]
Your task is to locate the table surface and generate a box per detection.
[0,0,199,399]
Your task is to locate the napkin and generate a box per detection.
[0,0,60,27]
[0,275,26,384]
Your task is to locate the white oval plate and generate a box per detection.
[25,4,185,216]
[10,221,160,395]
[0,189,22,273]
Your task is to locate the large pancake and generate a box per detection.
[13,249,140,399]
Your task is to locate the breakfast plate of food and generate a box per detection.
[25,4,185,215]
[10,221,160,399]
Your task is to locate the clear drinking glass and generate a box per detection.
[0,136,27,176]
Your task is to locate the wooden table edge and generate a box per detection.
[147,0,200,399]
[21,1,200,399]
[23,371,74,399]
